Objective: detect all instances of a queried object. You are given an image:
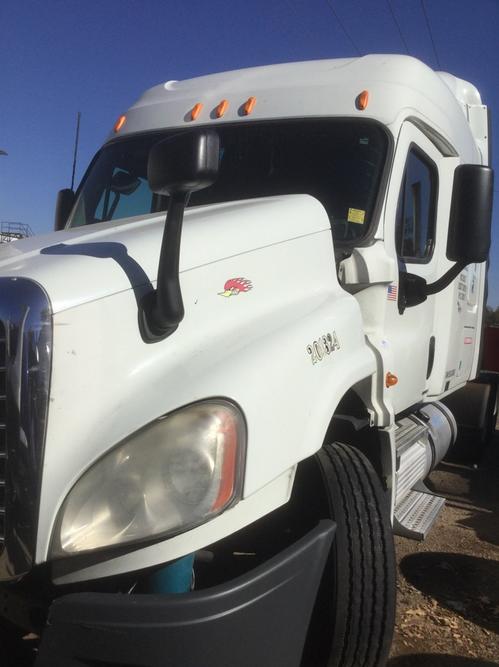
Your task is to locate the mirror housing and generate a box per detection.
[148,130,220,197]
[110,171,141,195]
[54,188,75,231]
[399,164,493,313]
[447,164,493,264]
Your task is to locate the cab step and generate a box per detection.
[393,489,445,540]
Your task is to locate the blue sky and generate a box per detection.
[1,0,498,305]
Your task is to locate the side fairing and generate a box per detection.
[37,227,375,581]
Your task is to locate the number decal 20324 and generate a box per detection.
[306,331,341,365]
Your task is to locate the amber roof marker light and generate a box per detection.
[216,99,229,118]
[113,115,127,133]
[243,96,257,116]
[190,102,203,121]
[356,90,369,111]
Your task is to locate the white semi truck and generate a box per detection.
[0,55,494,666]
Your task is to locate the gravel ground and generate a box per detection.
[388,430,499,666]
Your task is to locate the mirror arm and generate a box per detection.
[425,261,466,295]
[142,192,190,338]
[399,260,468,313]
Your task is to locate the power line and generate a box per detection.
[386,0,410,55]
[420,0,441,69]
[324,1,361,56]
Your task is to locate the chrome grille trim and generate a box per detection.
[0,278,52,580]
[0,322,6,546]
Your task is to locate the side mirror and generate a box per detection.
[447,164,493,264]
[142,130,220,340]
[399,164,494,313]
[148,130,220,197]
[54,188,75,231]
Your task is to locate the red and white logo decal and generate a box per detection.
[219,277,253,298]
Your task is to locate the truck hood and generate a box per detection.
[0,195,329,313]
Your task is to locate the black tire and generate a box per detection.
[301,443,396,667]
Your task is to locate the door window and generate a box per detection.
[396,147,437,261]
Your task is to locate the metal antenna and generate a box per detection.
[70,112,81,191]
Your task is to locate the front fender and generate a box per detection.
[38,228,374,580]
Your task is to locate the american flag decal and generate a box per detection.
[387,284,398,301]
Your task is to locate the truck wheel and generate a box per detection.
[301,443,396,667]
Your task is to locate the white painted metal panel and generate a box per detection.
[36,219,374,579]
[0,195,329,313]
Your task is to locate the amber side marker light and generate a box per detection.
[243,96,257,115]
[190,102,203,120]
[356,90,369,111]
[216,99,229,118]
[114,115,126,133]
[385,372,398,388]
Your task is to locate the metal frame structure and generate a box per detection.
[0,222,33,243]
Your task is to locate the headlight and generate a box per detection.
[51,400,246,556]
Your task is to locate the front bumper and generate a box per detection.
[36,520,335,667]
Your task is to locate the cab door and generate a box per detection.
[427,258,485,396]
[382,123,444,414]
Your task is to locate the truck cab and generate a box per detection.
[0,55,493,667]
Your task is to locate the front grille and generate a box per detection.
[0,320,6,548]
[0,278,52,581]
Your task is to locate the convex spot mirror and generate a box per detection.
[447,164,493,264]
[110,170,141,195]
[147,130,220,197]
[54,188,75,231]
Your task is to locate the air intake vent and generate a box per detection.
[0,320,6,549]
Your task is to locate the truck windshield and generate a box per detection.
[68,119,388,242]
